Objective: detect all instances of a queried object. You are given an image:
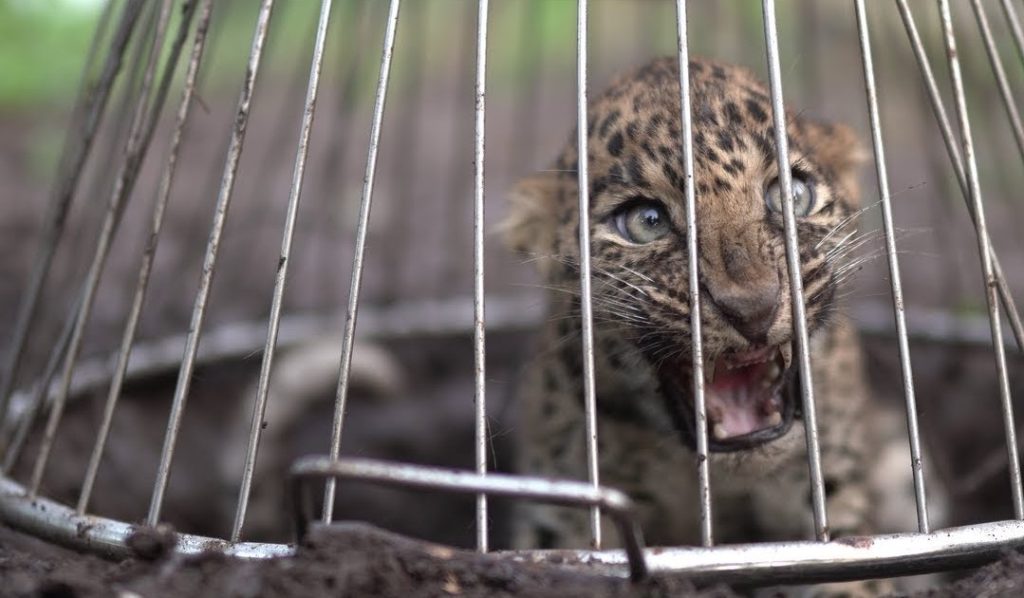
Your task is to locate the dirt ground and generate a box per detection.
[3,519,1024,597]
[0,522,739,598]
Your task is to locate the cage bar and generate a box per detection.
[472,0,491,554]
[29,0,185,497]
[760,0,829,541]
[895,0,1024,354]
[230,0,334,542]
[78,0,215,516]
[322,0,402,523]
[147,0,277,526]
[575,0,602,549]
[936,0,1024,520]
[853,0,929,533]
[0,0,146,436]
[673,0,712,548]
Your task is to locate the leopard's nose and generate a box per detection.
[707,237,783,342]
[709,275,781,343]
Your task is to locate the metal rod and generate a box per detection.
[472,0,490,554]
[230,0,333,542]
[970,0,1024,169]
[147,0,277,526]
[28,0,183,498]
[853,0,929,534]
[674,0,712,548]
[511,519,1024,584]
[292,457,647,581]
[895,0,1024,354]
[77,0,215,516]
[0,0,145,435]
[575,0,601,549]
[1000,0,1024,69]
[321,0,401,523]
[761,0,829,542]
[936,0,1024,519]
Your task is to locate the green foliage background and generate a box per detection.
[0,0,98,110]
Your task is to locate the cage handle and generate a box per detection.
[288,456,649,582]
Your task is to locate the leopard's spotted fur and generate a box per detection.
[504,56,937,561]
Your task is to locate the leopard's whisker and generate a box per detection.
[824,229,884,260]
[614,263,657,284]
[814,199,883,249]
[593,268,652,299]
[823,226,928,264]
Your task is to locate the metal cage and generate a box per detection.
[3,0,1024,588]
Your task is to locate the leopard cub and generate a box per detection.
[504,56,936,552]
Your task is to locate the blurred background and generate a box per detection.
[3,0,1024,552]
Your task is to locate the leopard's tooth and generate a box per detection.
[767,411,782,427]
[779,344,793,370]
[761,376,774,389]
[712,423,729,440]
[768,361,781,380]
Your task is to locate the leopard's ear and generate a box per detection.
[501,170,566,276]
[801,120,867,205]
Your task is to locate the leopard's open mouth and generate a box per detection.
[659,343,799,453]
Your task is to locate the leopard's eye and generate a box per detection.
[613,200,671,244]
[764,175,815,216]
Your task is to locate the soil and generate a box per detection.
[5,519,1024,597]
[916,551,1024,598]
[0,523,738,598]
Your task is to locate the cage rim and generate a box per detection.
[4,471,1024,585]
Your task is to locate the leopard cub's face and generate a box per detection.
[506,57,865,454]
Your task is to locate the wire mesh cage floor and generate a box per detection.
[4,0,1024,591]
